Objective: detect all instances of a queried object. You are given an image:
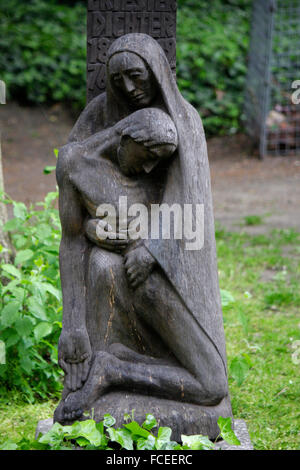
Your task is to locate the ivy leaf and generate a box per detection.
[39,422,65,448]
[142,414,158,431]
[181,434,214,450]
[107,427,133,450]
[124,421,150,438]
[217,417,241,446]
[136,435,156,450]
[66,420,104,447]
[1,300,21,327]
[103,414,116,428]
[155,427,172,450]
[34,322,53,342]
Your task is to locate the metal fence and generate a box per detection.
[244,0,300,157]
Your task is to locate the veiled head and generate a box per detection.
[108,51,158,109]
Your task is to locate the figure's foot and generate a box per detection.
[63,390,86,421]
[60,351,118,422]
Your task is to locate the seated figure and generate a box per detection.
[54,33,232,440]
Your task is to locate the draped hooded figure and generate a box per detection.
[54,34,232,439]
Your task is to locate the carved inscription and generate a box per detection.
[87,0,177,101]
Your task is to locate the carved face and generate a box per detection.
[108,52,158,109]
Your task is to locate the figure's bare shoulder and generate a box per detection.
[68,93,107,143]
[56,142,79,188]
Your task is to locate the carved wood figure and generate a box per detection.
[54,33,232,440]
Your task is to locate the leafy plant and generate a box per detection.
[0,190,63,402]
[0,413,240,450]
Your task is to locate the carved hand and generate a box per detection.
[115,115,158,148]
[124,245,156,289]
[85,218,129,253]
[58,327,92,392]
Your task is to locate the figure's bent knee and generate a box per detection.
[89,248,124,287]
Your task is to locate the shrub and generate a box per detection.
[0,0,252,135]
[0,0,86,109]
[0,190,63,402]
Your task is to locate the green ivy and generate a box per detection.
[0,414,240,450]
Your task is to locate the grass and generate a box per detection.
[0,223,299,450]
[217,225,300,450]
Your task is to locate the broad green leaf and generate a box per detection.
[1,264,22,279]
[35,224,53,240]
[107,427,133,450]
[2,279,21,295]
[26,297,48,321]
[15,236,27,249]
[39,422,65,447]
[15,316,34,337]
[43,283,61,301]
[124,421,150,438]
[155,427,173,450]
[6,333,19,348]
[142,414,158,431]
[66,420,104,447]
[9,287,26,303]
[157,426,172,441]
[34,322,53,342]
[3,218,20,232]
[1,300,21,327]
[15,249,34,265]
[20,355,33,375]
[181,434,214,450]
[13,202,27,220]
[217,417,241,446]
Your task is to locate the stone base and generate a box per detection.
[53,391,232,441]
[85,392,233,441]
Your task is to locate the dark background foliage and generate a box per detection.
[0,0,252,136]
